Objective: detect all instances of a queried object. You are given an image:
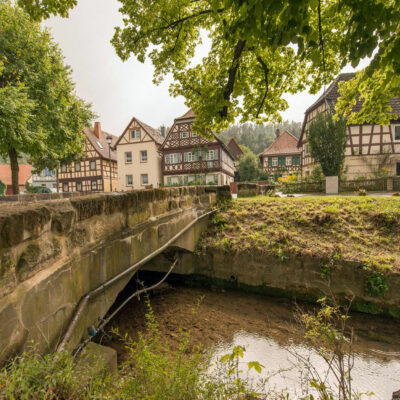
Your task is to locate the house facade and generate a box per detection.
[58,122,118,192]
[260,130,301,179]
[160,109,236,186]
[0,164,32,195]
[298,73,400,179]
[32,168,57,191]
[114,117,163,190]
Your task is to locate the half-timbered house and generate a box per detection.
[298,73,400,179]
[114,116,164,190]
[58,122,118,192]
[260,129,301,179]
[159,109,236,186]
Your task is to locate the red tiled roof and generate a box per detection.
[84,126,118,161]
[0,164,32,186]
[176,109,195,120]
[227,137,244,160]
[261,131,301,156]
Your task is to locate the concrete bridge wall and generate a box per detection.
[0,186,230,362]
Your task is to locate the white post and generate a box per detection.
[325,176,339,194]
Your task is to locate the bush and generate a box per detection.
[0,180,6,196]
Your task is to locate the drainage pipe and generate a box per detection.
[56,208,217,353]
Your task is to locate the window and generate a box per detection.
[91,180,97,191]
[268,157,272,167]
[397,162,400,176]
[305,144,309,155]
[165,153,181,164]
[140,150,147,162]
[76,182,82,191]
[205,149,218,161]
[192,132,198,137]
[394,125,400,141]
[184,152,197,162]
[125,152,132,163]
[206,174,218,184]
[96,141,104,149]
[286,157,292,166]
[167,176,182,186]
[292,156,300,165]
[90,160,96,171]
[61,165,67,173]
[131,129,140,140]
[141,174,148,185]
[181,131,188,138]
[126,175,133,186]
[63,183,68,192]
[207,161,214,168]
[75,162,81,172]
[278,157,285,166]
[272,158,278,167]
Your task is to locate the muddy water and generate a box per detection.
[104,285,400,400]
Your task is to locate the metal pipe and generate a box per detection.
[57,208,217,353]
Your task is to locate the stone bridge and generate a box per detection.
[0,186,230,363]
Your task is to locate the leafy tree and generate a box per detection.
[307,112,347,177]
[18,1,400,129]
[238,151,260,182]
[0,180,6,196]
[0,1,94,194]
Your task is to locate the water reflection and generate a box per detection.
[214,331,400,400]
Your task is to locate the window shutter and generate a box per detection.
[268,157,272,166]
[278,157,285,166]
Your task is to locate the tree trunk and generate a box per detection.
[8,147,19,195]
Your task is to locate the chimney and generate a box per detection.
[160,126,166,137]
[275,128,280,139]
[94,122,101,139]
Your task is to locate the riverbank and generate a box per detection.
[101,284,400,399]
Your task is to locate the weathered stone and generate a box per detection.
[77,342,117,373]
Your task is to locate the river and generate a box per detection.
[103,282,400,399]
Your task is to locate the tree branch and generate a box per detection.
[219,39,246,118]
[256,55,269,118]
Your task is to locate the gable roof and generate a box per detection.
[84,126,118,161]
[0,164,32,186]
[299,73,400,145]
[159,109,236,161]
[261,130,301,156]
[114,116,164,147]
[227,137,244,160]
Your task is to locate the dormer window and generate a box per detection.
[96,141,104,149]
[131,129,140,140]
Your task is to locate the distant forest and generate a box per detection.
[220,120,302,155]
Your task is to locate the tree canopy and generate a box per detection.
[307,112,347,177]
[16,0,400,131]
[0,0,94,193]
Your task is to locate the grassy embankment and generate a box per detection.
[202,196,400,272]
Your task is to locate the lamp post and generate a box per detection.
[106,136,113,192]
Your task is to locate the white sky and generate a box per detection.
[43,0,368,136]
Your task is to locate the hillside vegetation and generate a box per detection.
[203,196,400,271]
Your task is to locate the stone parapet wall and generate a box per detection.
[0,186,229,362]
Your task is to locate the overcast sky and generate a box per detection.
[44,0,366,136]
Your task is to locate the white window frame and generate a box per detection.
[76,182,82,191]
[184,152,197,162]
[130,129,140,140]
[63,183,68,192]
[141,174,148,186]
[205,149,217,161]
[286,157,292,166]
[191,132,198,137]
[125,152,132,163]
[181,131,188,139]
[126,174,133,186]
[272,158,278,167]
[392,125,400,142]
[61,165,67,173]
[75,161,81,172]
[91,180,97,191]
[165,153,180,164]
[90,160,96,171]
[140,150,147,163]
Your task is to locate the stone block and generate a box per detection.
[325,176,338,194]
[77,342,117,373]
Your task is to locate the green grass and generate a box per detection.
[205,196,400,271]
